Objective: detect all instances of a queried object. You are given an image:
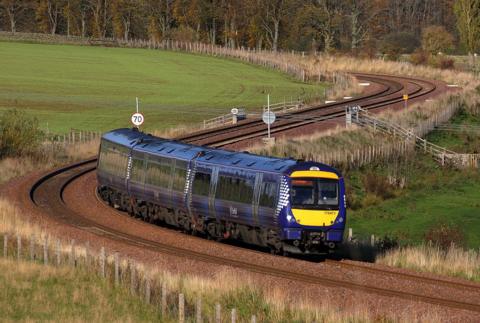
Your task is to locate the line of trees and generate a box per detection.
[0,0,479,55]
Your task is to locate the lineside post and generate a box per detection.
[3,234,7,258]
[43,236,48,265]
[215,303,221,323]
[196,297,202,323]
[16,234,21,260]
[161,282,167,317]
[179,293,185,323]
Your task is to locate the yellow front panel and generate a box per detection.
[291,209,339,226]
[290,171,339,180]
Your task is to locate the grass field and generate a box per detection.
[348,109,480,249]
[0,41,327,133]
[0,258,163,322]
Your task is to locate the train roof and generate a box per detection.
[102,128,340,176]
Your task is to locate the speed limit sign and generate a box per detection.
[131,112,144,126]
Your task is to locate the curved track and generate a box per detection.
[18,73,480,317]
[176,73,438,147]
[29,159,480,314]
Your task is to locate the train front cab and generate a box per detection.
[281,167,346,254]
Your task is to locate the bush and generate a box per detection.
[0,109,44,157]
[362,172,396,200]
[378,32,419,60]
[424,223,465,250]
[410,48,429,65]
[428,55,455,70]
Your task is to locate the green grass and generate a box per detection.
[0,41,327,133]
[347,109,480,248]
[0,258,164,322]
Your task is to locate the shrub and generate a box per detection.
[361,193,383,208]
[410,48,429,65]
[0,109,44,157]
[421,25,454,55]
[424,223,465,250]
[378,32,419,60]
[361,172,396,200]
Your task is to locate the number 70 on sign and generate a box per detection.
[131,113,144,126]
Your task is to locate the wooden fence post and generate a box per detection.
[69,240,75,267]
[179,293,185,323]
[114,252,119,286]
[251,315,257,323]
[145,277,151,304]
[30,234,35,260]
[371,234,375,247]
[56,239,61,266]
[100,247,105,278]
[43,236,48,265]
[130,261,136,295]
[196,297,202,323]
[215,303,221,323]
[231,308,236,323]
[16,234,21,260]
[348,228,353,242]
[85,241,90,266]
[161,282,167,317]
[3,234,7,258]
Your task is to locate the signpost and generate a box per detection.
[131,97,145,127]
[262,94,276,144]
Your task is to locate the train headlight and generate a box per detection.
[338,217,344,223]
[286,214,295,223]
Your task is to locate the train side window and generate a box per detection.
[259,181,278,208]
[130,158,145,183]
[98,140,128,177]
[216,174,255,204]
[172,160,187,191]
[192,172,211,196]
[146,158,172,188]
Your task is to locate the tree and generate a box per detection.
[454,0,480,55]
[36,0,63,35]
[0,0,29,33]
[256,0,293,52]
[421,25,454,54]
[87,0,111,38]
[111,0,138,40]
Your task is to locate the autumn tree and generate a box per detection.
[36,0,63,34]
[454,0,480,55]
[111,0,138,40]
[256,0,295,52]
[421,25,454,54]
[0,0,30,33]
[144,0,174,41]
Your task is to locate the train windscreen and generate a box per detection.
[290,178,339,210]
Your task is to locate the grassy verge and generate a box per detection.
[0,41,327,133]
[377,244,480,282]
[0,258,162,322]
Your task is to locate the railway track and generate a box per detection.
[176,73,437,147]
[22,73,480,316]
[29,160,480,314]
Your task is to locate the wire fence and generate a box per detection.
[0,231,259,323]
[348,106,480,168]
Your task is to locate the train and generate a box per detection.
[96,128,346,255]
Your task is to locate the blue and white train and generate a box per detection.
[97,128,346,254]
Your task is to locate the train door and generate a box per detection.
[126,150,146,198]
[189,163,212,219]
[257,174,280,228]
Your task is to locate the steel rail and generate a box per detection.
[175,74,436,147]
